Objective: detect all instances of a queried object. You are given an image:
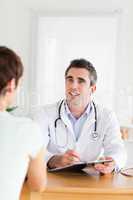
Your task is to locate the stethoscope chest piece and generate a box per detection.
[91,131,99,141]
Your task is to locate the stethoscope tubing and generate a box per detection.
[54,100,97,132]
[54,100,64,128]
[53,100,98,148]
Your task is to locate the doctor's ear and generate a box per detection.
[90,85,96,94]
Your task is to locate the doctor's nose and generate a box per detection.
[71,80,79,89]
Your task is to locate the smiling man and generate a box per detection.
[65,65,96,118]
[34,58,126,174]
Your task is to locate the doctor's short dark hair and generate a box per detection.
[65,58,97,86]
[0,46,23,96]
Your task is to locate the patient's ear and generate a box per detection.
[6,79,16,93]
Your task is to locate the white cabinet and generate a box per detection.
[124,140,133,167]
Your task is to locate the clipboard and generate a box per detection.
[48,159,112,172]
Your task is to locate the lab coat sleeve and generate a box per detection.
[32,107,57,163]
[103,111,127,170]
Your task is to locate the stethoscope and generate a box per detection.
[54,100,98,148]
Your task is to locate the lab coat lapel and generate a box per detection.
[76,105,96,147]
[60,101,75,139]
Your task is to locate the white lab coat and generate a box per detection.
[34,100,127,169]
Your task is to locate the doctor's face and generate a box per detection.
[65,67,96,109]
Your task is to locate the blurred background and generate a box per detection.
[1,0,133,166]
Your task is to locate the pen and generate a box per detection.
[66,149,80,161]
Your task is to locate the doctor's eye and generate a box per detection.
[65,77,74,83]
[78,78,86,84]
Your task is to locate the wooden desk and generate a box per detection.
[21,171,133,200]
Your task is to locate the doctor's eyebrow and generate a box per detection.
[65,75,73,79]
[65,76,87,83]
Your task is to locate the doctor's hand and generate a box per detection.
[47,150,80,169]
[94,157,115,174]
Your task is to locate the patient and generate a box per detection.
[0,46,46,200]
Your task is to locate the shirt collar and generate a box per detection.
[0,110,10,116]
[64,100,92,120]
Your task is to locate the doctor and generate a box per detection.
[34,58,126,174]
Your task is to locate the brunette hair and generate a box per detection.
[0,46,23,95]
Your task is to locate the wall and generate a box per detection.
[1,0,133,120]
[36,15,118,109]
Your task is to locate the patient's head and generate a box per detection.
[0,46,23,108]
